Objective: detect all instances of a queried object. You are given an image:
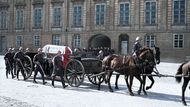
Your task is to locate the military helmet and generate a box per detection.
[37,48,42,52]
[135,36,142,41]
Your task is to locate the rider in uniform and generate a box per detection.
[14,47,26,80]
[132,36,142,57]
[33,48,47,84]
[4,48,15,78]
[132,36,143,64]
[52,50,68,88]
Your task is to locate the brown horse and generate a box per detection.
[176,61,190,106]
[114,47,160,92]
[99,47,155,95]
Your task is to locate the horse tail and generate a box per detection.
[176,62,186,83]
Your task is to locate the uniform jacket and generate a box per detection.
[52,55,64,76]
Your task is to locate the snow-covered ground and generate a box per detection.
[0,55,189,107]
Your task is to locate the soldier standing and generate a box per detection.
[4,48,15,78]
[11,48,17,75]
[14,47,26,80]
[33,48,47,85]
[52,50,68,88]
[97,50,104,60]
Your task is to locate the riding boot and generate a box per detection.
[17,70,19,80]
[42,79,47,85]
[61,77,68,88]
[11,70,15,79]
[62,81,68,88]
[6,70,8,78]
[33,74,37,83]
[52,77,55,88]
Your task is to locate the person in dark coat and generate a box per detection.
[4,48,15,78]
[14,47,26,80]
[33,48,47,84]
[51,50,68,88]
[11,48,17,75]
[24,48,30,55]
[97,50,104,60]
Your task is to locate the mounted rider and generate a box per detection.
[4,48,15,78]
[33,48,47,84]
[132,36,143,64]
[51,50,68,88]
[14,47,26,80]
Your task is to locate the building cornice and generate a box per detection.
[32,0,44,5]
[51,0,64,4]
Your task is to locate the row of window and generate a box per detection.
[0,0,186,29]
[15,34,81,48]
[145,34,184,48]
[15,34,184,49]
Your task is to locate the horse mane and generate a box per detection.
[139,47,153,60]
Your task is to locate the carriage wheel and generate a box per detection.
[23,55,33,79]
[88,74,105,85]
[65,59,85,87]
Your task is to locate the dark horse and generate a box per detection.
[176,61,190,106]
[99,47,156,95]
[114,46,160,92]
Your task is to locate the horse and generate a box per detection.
[114,46,160,93]
[175,61,190,106]
[99,47,155,95]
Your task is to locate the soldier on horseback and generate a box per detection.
[4,48,15,78]
[33,48,47,85]
[132,36,142,57]
[51,50,68,88]
[14,47,26,80]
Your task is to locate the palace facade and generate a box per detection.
[0,0,190,62]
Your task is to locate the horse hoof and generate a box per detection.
[146,86,150,90]
[144,92,147,95]
[109,89,113,92]
[129,92,134,96]
[138,90,141,95]
[182,101,187,106]
[115,86,119,90]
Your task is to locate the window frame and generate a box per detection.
[0,7,8,29]
[95,3,106,26]
[33,35,40,47]
[16,35,23,47]
[52,34,61,45]
[73,4,82,27]
[33,7,43,28]
[52,6,61,27]
[73,34,81,48]
[172,0,186,25]
[119,2,130,26]
[145,34,156,48]
[173,34,184,48]
[144,0,157,25]
[16,8,24,29]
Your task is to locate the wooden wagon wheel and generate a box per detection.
[88,74,105,85]
[65,59,85,87]
[23,55,33,79]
